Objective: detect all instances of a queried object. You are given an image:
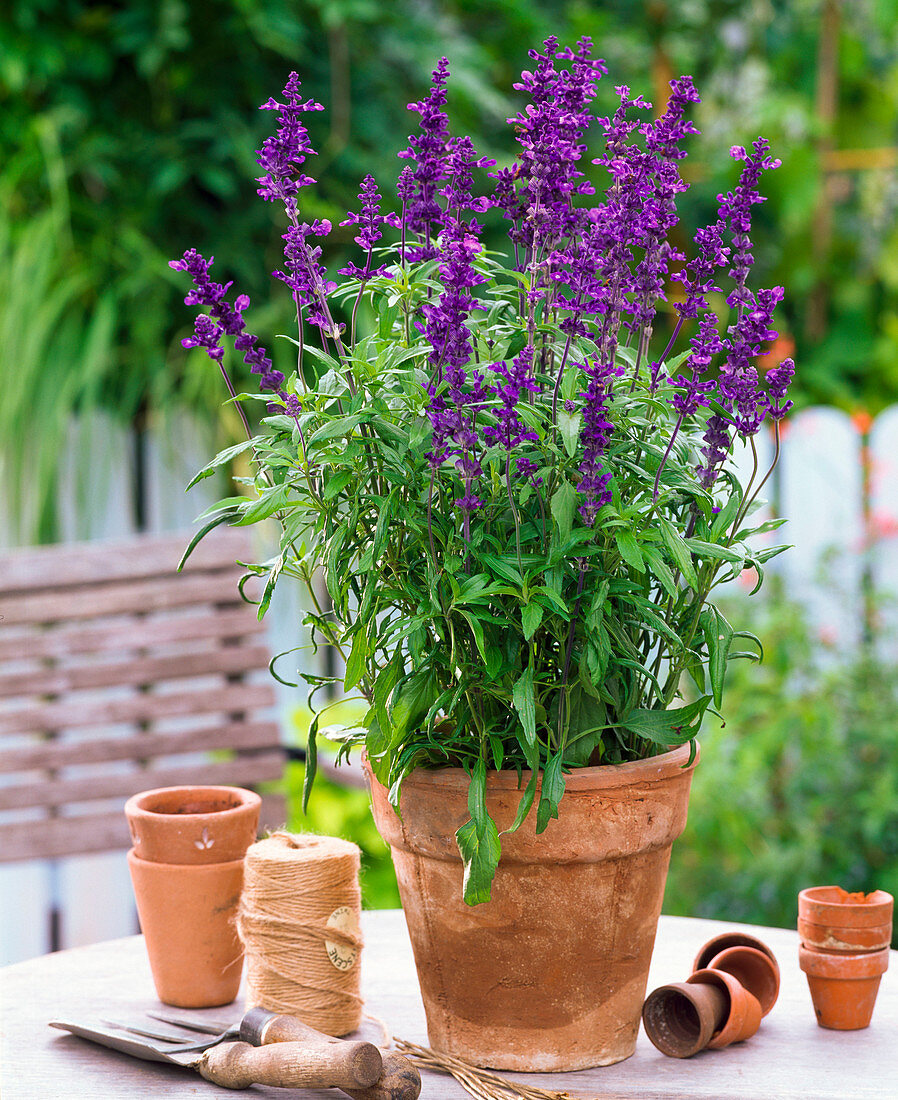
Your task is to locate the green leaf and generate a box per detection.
[177,512,239,571]
[563,684,607,765]
[536,753,566,833]
[344,622,368,691]
[234,482,291,525]
[324,469,354,500]
[186,436,262,489]
[512,668,537,745]
[390,668,440,742]
[455,758,501,905]
[308,413,364,446]
[522,603,543,640]
[460,611,488,662]
[301,711,319,814]
[683,537,742,564]
[700,606,735,709]
[615,528,645,572]
[550,481,578,541]
[558,409,581,458]
[659,517,698,588]
[642,546,678,599]
[619,695,712,745]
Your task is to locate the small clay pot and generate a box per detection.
[686,968,763,1049]
[125,785,261,865]
[128,850,245,1007]
[798,944,890,1030]
[707,945,780,1016]
[798,887,893,955]
[642,980,728,1057]
[693,931,780,978]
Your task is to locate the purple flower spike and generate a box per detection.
[169,249,284,395]
[339,174,400,280]
[578,359,622,524]
[398,57,451,258]
[273,219,337,335]
[256,73,324,214]
[484,344,540,454]
[766,357,795,420]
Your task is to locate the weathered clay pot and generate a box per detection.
[125,785,261,1007]
[642,980,728,1057]
[128,850,245,1007]
[125,785,261,864]
[685,968,763,1049]
[367,744,698,1071]
[797,886,893,955]
[693,930,780,975]
[707,945,780,1016]
[798,943,890,1029]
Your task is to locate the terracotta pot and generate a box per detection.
[367,744,698,1071]
[686,968,763,1049]
[693,930,780,976]
[125,785,261,865]
[127,850,245,1007]
[707,945,780,1016]
[642,980,728,1058]
[798,944,890,1030]
[798,886,893,955]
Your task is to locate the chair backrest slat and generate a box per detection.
[0,530,285,863]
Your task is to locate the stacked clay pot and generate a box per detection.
[798,886,893,1030]
[642,932,780,1058]
[125,785,261,1008]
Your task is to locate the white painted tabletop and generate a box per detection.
[1,909,894,1099]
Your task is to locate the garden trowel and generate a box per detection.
[49,1009,383,1093]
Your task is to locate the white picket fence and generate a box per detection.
[1,405,895,965]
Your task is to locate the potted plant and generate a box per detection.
[172,38,793,1070]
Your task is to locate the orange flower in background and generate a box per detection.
[758,332,795,371]
[851,409,873,435]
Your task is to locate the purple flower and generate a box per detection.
[339,175,400,280]
[398,57,451,259]
[256,73,324,214]
[273,219,337,335]
[483,344,540,454]
[440,136,495,215]
[578,359,621,523]
[698,412,731,487]
[721,139,782,305]
[169,249,284,394]
[766,356,795,420]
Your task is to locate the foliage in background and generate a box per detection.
[664,582,898,947]
[6,1,898,540]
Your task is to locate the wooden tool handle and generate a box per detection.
[343,1051,422,1100]
[242,1006,348,1046]
[198,1040,383,1091]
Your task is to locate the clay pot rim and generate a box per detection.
[693,930,780,976]
[127,849,247,874]
[798,944,890,979]
[125,784,262,821]
[687,968,762,1049]
[385,742,698,793]
[707,945,780,1016]
[798,886,893,912]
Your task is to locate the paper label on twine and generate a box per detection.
[325,906,360,972]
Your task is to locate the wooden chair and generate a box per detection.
[0,529,286,864]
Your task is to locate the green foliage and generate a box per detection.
[665,586,898,947]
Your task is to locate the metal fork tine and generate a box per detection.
[101,1020,195,1044]
[146,1011,235,1035]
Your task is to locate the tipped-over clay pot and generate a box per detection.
[642,980,728,1057]
[686,968,763,1049]
[708,945,780,1016]
[125,784,261,864]
[694,930,780,978]
[798,886,893,955]
[799,944,890,1030]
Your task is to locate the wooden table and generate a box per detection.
[1,910,894,1099]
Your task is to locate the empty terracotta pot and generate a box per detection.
[798,886,893,955]
[642,980,728,1057]
[125,785,261,865]
[707,945,780,1016]
[128,850,245,1007]
[693,931,780,977]
[685,968,763,1049]
[798,944,890,1030]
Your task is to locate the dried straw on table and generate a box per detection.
[237,832,364,1035]
[393,1040,632,1100]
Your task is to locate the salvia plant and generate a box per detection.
[173,38,794,903]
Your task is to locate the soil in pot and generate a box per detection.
[367,743,698,1072]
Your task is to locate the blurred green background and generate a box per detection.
[3,0,898,932]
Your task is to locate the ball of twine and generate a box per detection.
[237,831,364,1035]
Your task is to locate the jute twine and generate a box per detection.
[237,831,364,1035]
